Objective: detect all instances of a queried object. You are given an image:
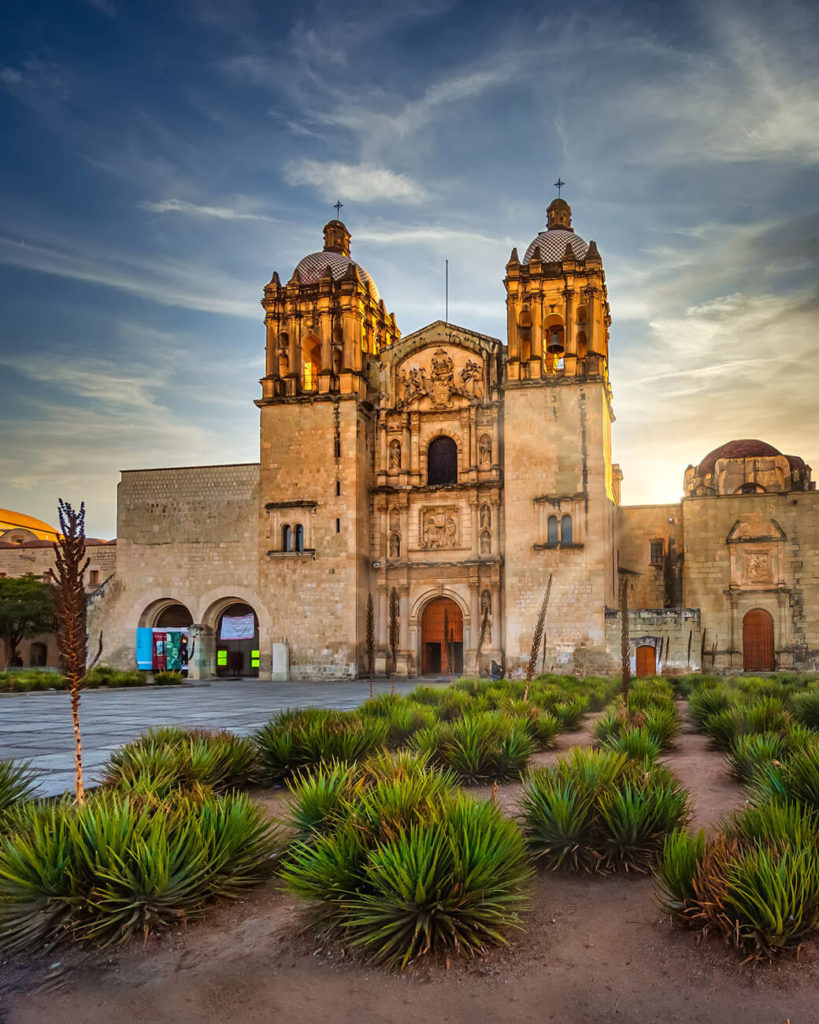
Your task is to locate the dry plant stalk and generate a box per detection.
[442,606,450,676]
[474,604,490,676]
[53,499,91,804]
[365,592,375,699]
[388,586,400,695]
[524,573,552,701]
[620,574,631,701]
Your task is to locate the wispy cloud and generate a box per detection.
[141,197,279,222]
[284,160,428,204]
[0,230,258,319]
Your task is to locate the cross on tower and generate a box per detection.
[553,178,565,197]
[333,199,343,219]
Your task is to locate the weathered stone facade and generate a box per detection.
[3,199,817,677]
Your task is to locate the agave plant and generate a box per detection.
[687,686,736,730]
[254,710,388,782]
[414,712,535,784]
[655,828,706,916]
[0,760,38,816]
[597,779,689,872]
[286,761,358,840]
[790,688,819,730]
[518,775,596,871]
[601,727,661,765]
[340,799,531,968]
[726,733,787,783]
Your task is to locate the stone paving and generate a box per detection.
[0,678,448,797]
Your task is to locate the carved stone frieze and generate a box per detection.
[420,506,459,550]
[397,347,484,410]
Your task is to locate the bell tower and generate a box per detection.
[501,195,618,674]
[255,220,399,678]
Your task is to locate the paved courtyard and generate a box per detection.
[0,678,447,797]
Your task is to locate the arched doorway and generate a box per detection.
[743,608,775,671]
[635,644,656,677]
[421,597,463,675]
[216,602,259,678]
[154,603,193,628]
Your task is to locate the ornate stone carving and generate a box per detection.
[480,503,491,529]
[479,434,492,467]
[389,507,400,531]
[743,549,772,584]
[397,348,484,409]
[480,529,491,554]
[389,532,401,558]
[388,439,401,470]
[421,507,459,550]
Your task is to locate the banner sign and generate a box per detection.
[220,613,255,640]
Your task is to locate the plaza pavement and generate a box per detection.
[0,677,448,797]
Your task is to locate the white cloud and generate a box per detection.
[141,198,279,222]
[284,160,428,204]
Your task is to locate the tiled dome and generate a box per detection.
[523,228,588,264]
[698,439,781,474]
[293,251,380,301]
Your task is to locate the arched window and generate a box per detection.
[302,334,321,391]
[427,436,458,486]
[518,308,532,361]
[738,483,766,494]
[294,524,304,552]
[282,524,292,552]
[561,515,573,544]
[547,515,559,545]
[576,330,588,360]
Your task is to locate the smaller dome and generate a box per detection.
[0,508,60,541]
[523,229,588,264]
[293,251,380,301]
[698,439,781,475]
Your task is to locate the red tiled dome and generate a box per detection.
[698,439,781,474]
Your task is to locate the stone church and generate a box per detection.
[4,197,818,678]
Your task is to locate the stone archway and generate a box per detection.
[421,597,463,676]
[212,600,260,679]
[743,608,775,671]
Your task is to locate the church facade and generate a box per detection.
[8,197,817,678]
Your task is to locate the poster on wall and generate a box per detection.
[134,628,190,672]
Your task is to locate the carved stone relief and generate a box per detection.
[421,507,459,550]
[742,548,772,584]
[397,347,484,410]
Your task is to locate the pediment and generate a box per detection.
[726,515,786,543]
[385,320,501,363]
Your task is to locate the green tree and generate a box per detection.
[0,573,54,669]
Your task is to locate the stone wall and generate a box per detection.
[682,491,819,670]
[96,463,260,673]
[604,607,702,675]
[502,379,618,676]
[618,503,683,609]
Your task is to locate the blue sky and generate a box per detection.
[1,0,817,538]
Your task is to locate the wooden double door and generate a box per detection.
[421,597,464,676]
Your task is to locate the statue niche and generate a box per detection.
[389,439,402,470]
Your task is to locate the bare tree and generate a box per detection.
[365,592,375,699]
[388,587,400,695]
[524,574,552,702]
[620,573,631,702]
[52,500,100,805]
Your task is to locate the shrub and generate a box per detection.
[551,696,590,731]
[0,791,278,953]
[520,748,689,874]
[790,689,819,730]
[703,698,791,752]
[413,712,536,784]
[83,665,147,688]
[655,800,819,957]
[254,710,388,782]
[726,733,787,783]
[100,727,261,795]
[688,686,736,730]
[0,760,38,815]
[752,744,819,812]
[0,671,68,693]
[152,670,185,686]
[280,772,531,969]
[601,727,661,766]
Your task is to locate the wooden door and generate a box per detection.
[421,598,463,675]
[743,609,775,671]
[635,644,656,678]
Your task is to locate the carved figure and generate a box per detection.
[461,359,484,398]
[480,529,491,554]
[744,550,771,583]
[480,590,491,617]
[389,507,400,531]
[479,435,492,468]
[389,439,401,470]
[389,532,400,558]
[480,504,491,530]
[422,508,459,550]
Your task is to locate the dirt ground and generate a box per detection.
[2,705,817,1024]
